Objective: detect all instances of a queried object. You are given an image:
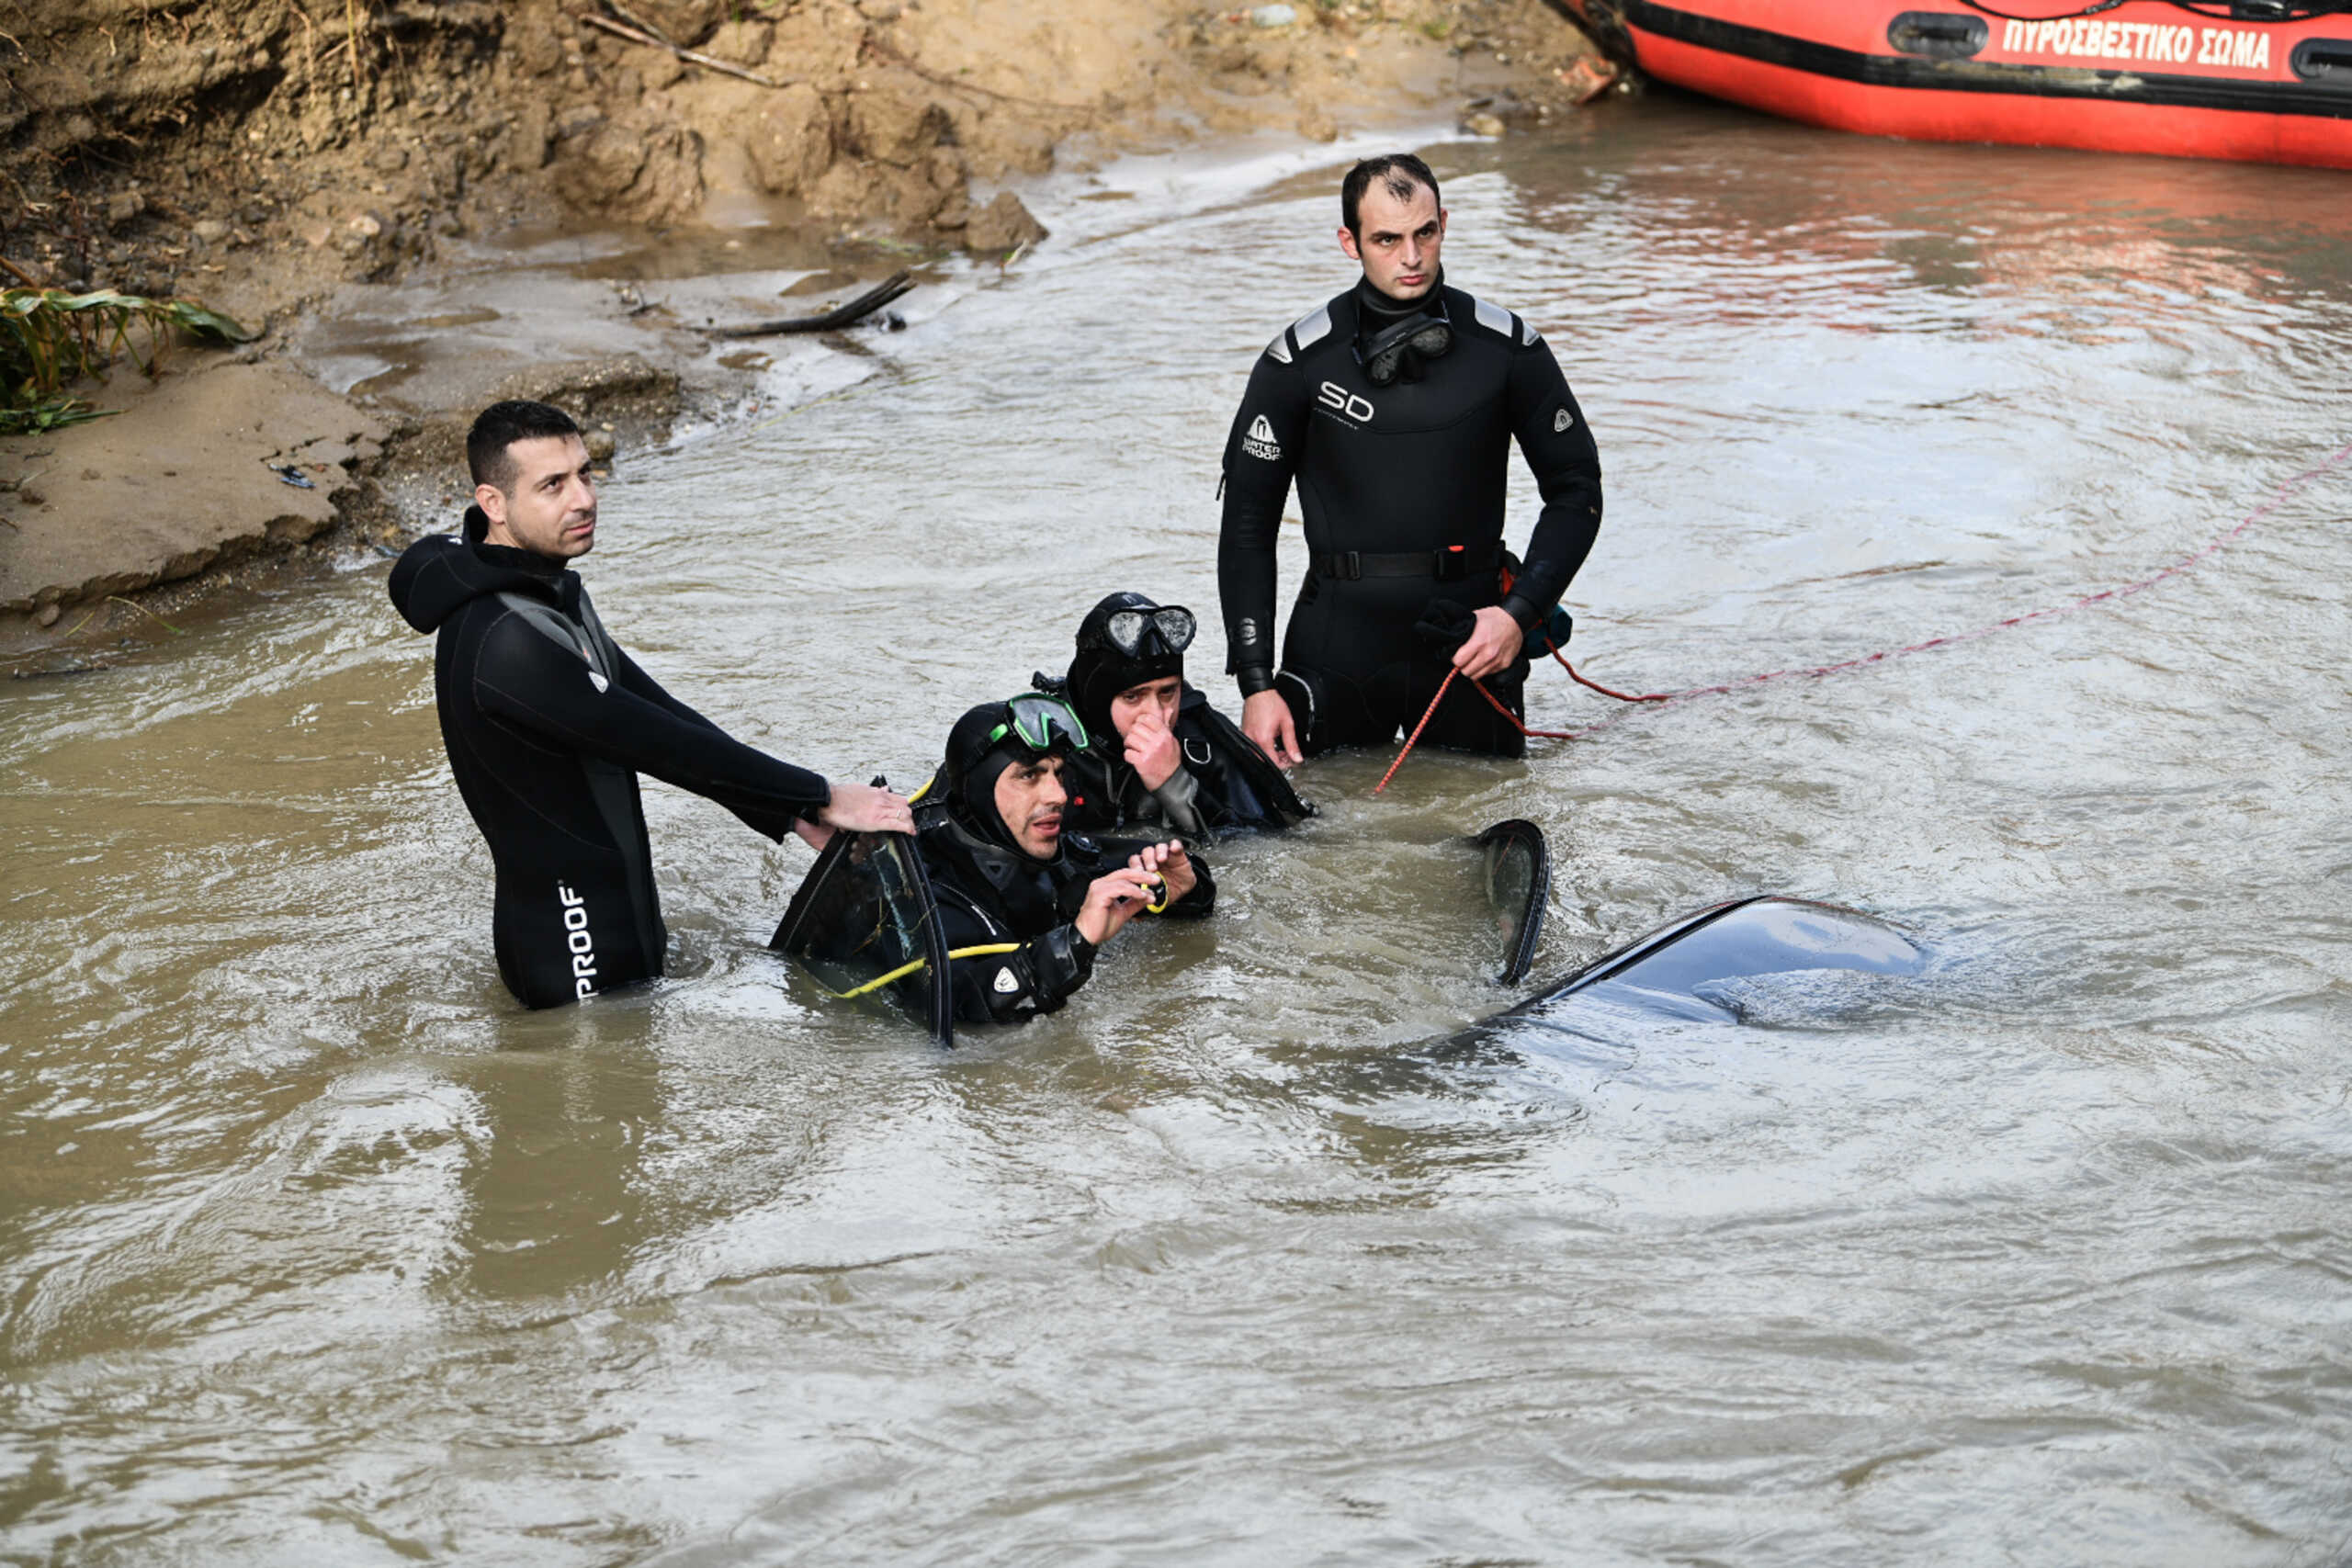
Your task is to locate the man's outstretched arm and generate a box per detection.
[605,642,908,839]
[475,612,899,839]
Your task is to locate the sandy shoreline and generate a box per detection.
[0,0,1612,671]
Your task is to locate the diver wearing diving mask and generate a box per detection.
[1035,592,1313,840]
[916,693,1216,1024]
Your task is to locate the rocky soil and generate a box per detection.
[0,0,1609,665]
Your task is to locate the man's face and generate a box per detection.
[479,434,598,560]
[1340,180,1446,301]
[993,753,1069,860]
[1109,675,1182,740]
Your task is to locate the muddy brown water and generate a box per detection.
[7,99,2352,1564]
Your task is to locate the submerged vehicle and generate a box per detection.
[1466,817,1924,1024]
[1491,892,1926,1025]
[772,810,1923,1046]
[1565,0,2352,170]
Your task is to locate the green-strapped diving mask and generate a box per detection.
[988,693,1091,758]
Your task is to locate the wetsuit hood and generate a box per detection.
[937,701,1043,857]
[388,528,571,634]
[1064,591,1186,750]
[923,701,1092,935]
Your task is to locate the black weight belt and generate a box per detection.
[1312,544,1499,582]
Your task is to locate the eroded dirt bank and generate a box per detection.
[0,0,1610,666]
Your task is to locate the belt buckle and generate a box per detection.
[1435,546,1466,582]
[1340,550,1363,581]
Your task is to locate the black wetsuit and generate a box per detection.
[1051,681,1311,840]
[1218,277,1603,756]
[389,532,831,1009]
[917,806,1216,1025]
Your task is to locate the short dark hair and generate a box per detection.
[467,400,581,490]
[1341,154,1441,237]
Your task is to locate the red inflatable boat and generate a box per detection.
[1563,1,2352,169]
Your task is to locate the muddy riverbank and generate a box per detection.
[0,0,1610,667]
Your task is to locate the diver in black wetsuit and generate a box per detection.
[388,399,912,1010]
[1042,592,1311,840]
[1218,152,1604,764]
[917,694,1214,1024]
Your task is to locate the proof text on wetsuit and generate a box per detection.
[558,880,598,998]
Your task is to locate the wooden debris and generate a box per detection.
[706,272,917,339]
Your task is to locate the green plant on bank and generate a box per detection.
[0,288,255,437]
[6,393,108,435]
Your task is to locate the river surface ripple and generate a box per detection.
[5,99,2352,1566]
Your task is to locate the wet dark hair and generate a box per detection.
[467,400,582,491]
[1340,154,1441,237]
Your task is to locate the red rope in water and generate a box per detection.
[1373,666,1578,793]
[1470,671,1577,739]
[1375,439,2352,790]
[1373,669,1455,794]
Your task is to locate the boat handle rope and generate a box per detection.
[1957,0,2122,20]
[1377,437,2352,793]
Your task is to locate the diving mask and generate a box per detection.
[988,693,1091,758]
[1099,604,1197,660]
[1359,311,1453,387]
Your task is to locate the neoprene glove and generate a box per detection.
[1414,598,1479,657]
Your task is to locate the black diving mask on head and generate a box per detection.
[1358,311,1453,386]
[1097,605,1196,660]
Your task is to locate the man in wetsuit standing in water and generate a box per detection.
[389,399,911,1010]
[1219,153,1604,763]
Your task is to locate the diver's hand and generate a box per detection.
[1127,840,1195,906]
[1453,606,1524,681]
[1242,689,1301,770]
[791,818,836,851]
[1125,706,1182,792]
[1075,866,1159,947]
[817,782,913,835]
